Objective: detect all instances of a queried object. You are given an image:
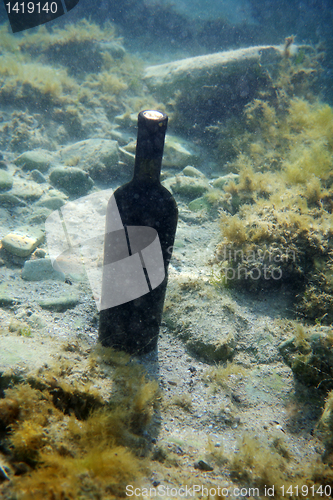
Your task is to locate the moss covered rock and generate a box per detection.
[279,329,333,390]
[39,295,80,312]
[0,170,13,191]
[188,197,210,212]
[49,166,94,196]
[14,150,53,172]
[169,175,210,199]
[56,139,120,183]
[316,392,333,458]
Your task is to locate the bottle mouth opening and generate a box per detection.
[142,110,165,121]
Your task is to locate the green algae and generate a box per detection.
[0,346,159,500]
[0,20,161,142]
[211,50,333,324]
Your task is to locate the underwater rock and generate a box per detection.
[144,45,288,129]
[20,21,126,75]
[35,188,68,208]
[0,170,13,192]
[123,135,198,170]
[167,175,211,199]
[29,170,47,184]
[144,45,284,97]
[279,329,333,390]
[212,173,239,189]
[14,150,53,172]
[49,166,94,196]
[0,336,56,374]
[21,258,65,281]
[98,41,126,59]
[35,196,66,210]
[297,286,333,326]
[0,294,17,307]
[11,179,44,201]
[316,391,333,458]
[182,166,206,178]
[39,295,80,312]
[122,140,140,154]
[1,228,45,258]
[55,139,120,182]
[114,113,138,128]
[164,136,199,169]
[0,193,26,207]
[188,197,210,212]
[194,459,214,471]
[164,273,241,363]
[186,329,236,362]
[118,146,135,165]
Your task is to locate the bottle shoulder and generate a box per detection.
[108,179,178,229]
[113,180,177,210]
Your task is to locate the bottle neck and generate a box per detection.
[133,158,162,184]
[132,110,168,186]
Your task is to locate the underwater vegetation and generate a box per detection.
[0,345,160,500]
[280,324,333,391]
[317,390,333,463]
[0,21,161,149]
[212,49,333,324]
[204,361,247,390]
[1,18,333,500]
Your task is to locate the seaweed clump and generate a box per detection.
[0,21,158,149]
[212,51,333,324]
[0,349,160,500]
[227,432,330,500]
[279,325,333,391]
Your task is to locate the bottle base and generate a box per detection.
[98,293,163,355]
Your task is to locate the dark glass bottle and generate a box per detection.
[99,110,178,354]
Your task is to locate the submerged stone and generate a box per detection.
[22,258,65,281]
[0,170,13,192]
[188,197,209,212]
[144,45,285,97]
[169,175,210,199]
[36,196,66,210]
[182,166,206,178]
[123,136,199,170]
[0,336,56,373]
[194,460,214,471]
[144,45,290,129]
[55,139,120,182]
[279,330,333,389]
[212,173,240,189]
[1,228,45,257]
[0,193,26,206]
[164,136,199,169]
[0,294,17,307]
[39,295,80,312]
[186,330,236,362]
[30,169,47,183]
[14,150,54,172]
[49,166,94,196]
[11,179,44,201]
[98,41,126,59]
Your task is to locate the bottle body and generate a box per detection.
[98,111,178,354]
